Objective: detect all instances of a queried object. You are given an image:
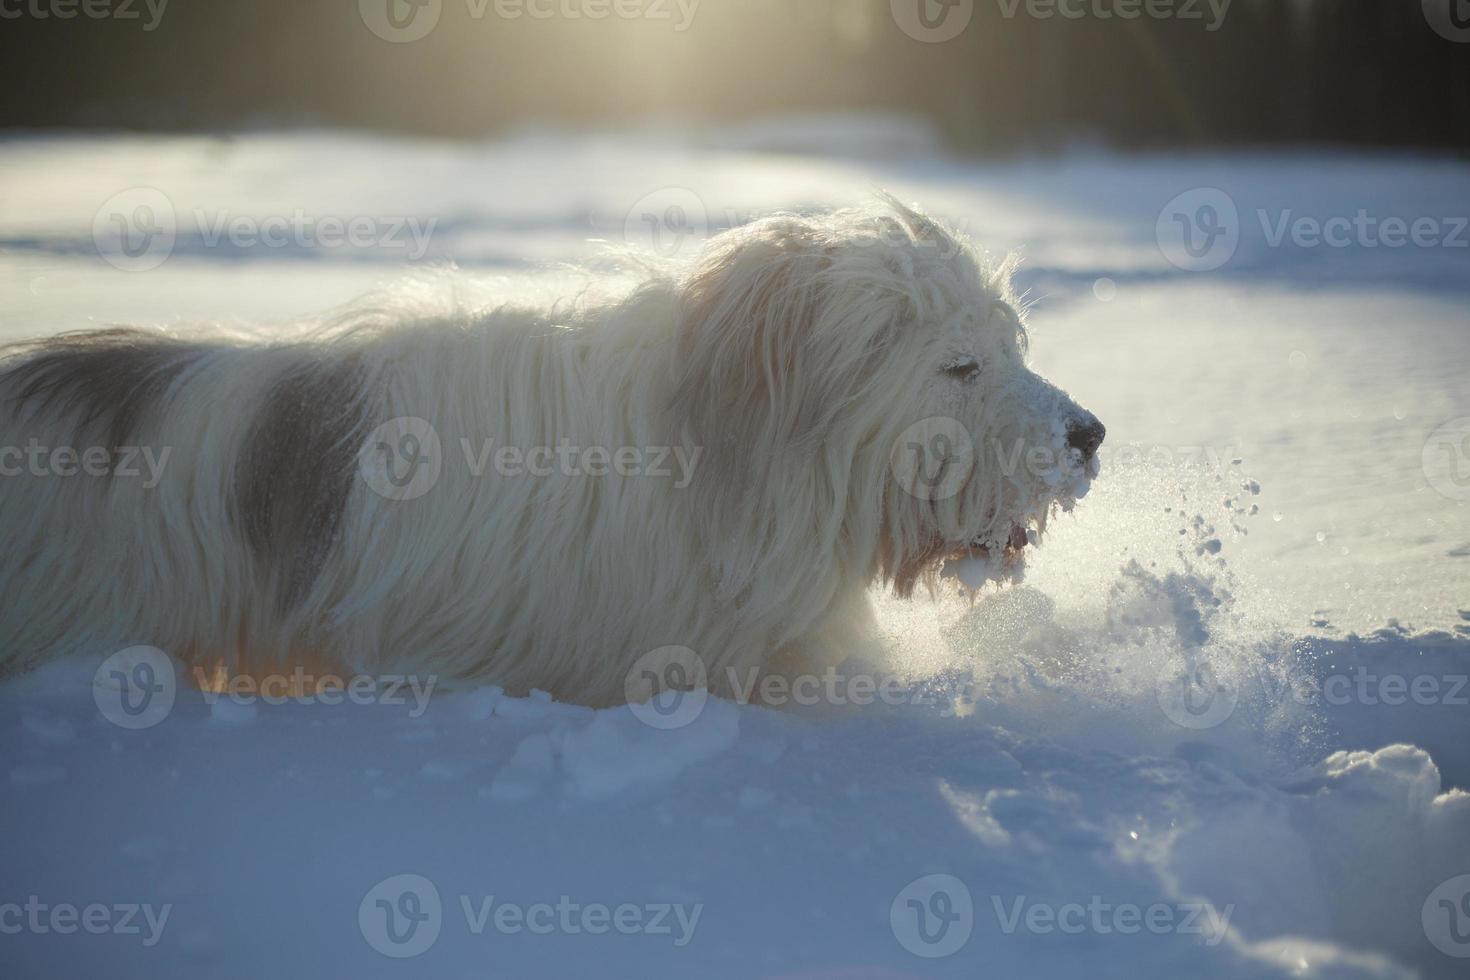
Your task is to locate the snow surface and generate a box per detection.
[1,123,1468,978]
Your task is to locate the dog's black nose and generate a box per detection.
[1066,416,1106,460]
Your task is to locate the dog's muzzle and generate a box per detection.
[1065,413,1106,462]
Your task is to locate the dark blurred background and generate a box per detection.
[1,0,1467,153]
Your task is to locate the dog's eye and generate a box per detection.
[943,358,981,382]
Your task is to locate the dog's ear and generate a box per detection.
[671,220,841,468]
[669,219,848,595]
[669,214,912,597]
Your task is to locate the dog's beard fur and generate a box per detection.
[0,196,1099,705]
[879,368,1097,598]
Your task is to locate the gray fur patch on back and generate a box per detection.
[236,354,373,613]
[0,328,212,451]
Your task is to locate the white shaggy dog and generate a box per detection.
[0,197,1103,705]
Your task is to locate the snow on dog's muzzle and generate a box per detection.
[1065,414,1106,463]
[940,404,1105,593]
[941,523,1033,590]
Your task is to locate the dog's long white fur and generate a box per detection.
[0,197,1097,704]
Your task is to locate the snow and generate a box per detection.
[560,698,741,801]
[941,553,1001,590]
[1,121,1468,978]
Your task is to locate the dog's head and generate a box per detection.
[672,195,1102,599]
